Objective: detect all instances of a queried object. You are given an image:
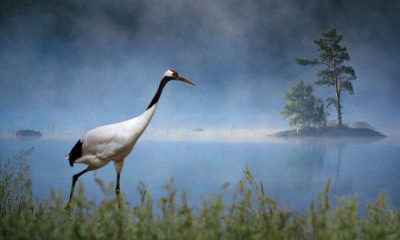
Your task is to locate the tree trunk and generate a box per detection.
[336,89,342,126]
[333,55,342,127]
[335,77,342,127]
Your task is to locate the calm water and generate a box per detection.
[1,138,399,211]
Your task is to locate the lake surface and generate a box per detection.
[1,138,399,211]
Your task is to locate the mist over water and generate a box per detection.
[0,0,399,136]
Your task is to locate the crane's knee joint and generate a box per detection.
[73,174,79,182]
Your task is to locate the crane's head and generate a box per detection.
[163,69,195,85]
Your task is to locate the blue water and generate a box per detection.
[1,138,399,211]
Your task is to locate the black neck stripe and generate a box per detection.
[146,77,170,110]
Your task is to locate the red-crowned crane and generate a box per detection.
[65,69,195,207]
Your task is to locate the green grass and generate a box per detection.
[1,149,399,240]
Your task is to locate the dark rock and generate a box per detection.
[16,130,42,140]
[350,121,375,130]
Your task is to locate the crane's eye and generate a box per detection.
[173,72,178,77]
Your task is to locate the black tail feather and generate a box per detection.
[68,140,83,167]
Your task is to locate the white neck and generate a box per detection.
[141,103,157,125]
[122,104,157,142]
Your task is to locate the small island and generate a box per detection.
[275,125,385,138]
[276,29,386,139]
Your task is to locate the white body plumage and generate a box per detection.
[75,104,157,170]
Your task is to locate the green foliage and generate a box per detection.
[1,150,400,240]
[281,81,326,129]
[295,28,356,126]
[0,147,34,215]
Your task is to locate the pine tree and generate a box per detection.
[296,28,356,126]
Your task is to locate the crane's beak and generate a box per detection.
[178,76,196,86]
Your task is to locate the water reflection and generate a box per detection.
[0,137,399,211]
[284,142,326,190]
[335,144,344,195]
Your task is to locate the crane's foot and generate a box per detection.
[65,198,74,210]
[65,203,71,210]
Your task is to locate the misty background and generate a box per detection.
[1,0,400,137]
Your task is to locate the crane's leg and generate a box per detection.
[113,160,124,196]
[66,168,88,208]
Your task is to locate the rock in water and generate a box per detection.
[350,121,375,130]
[16,130,42,140]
